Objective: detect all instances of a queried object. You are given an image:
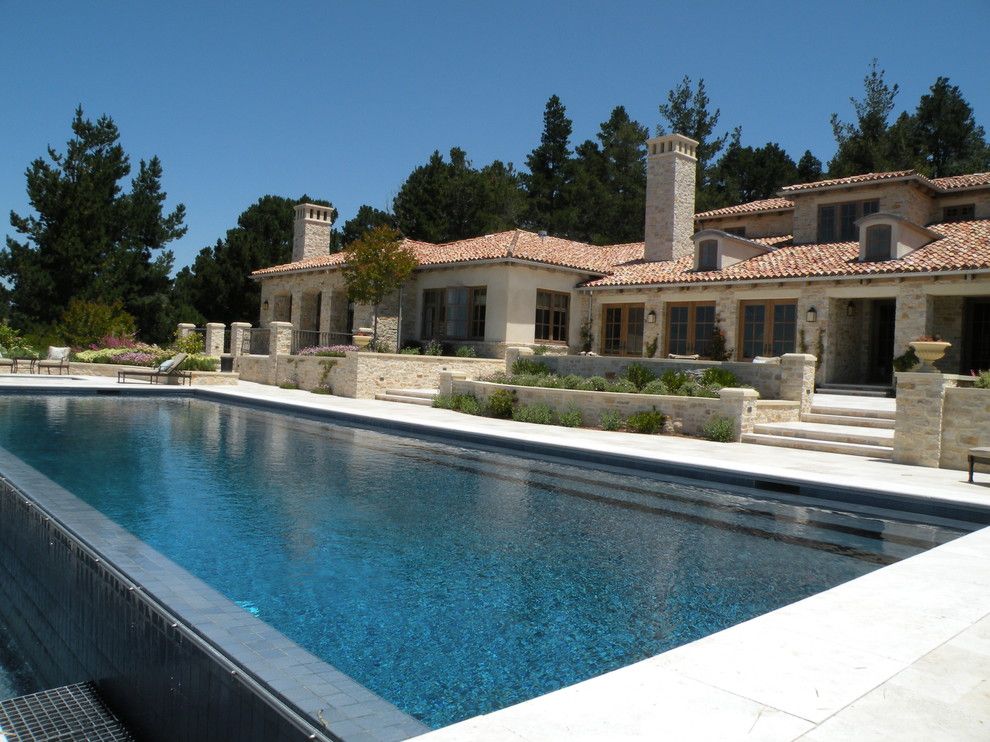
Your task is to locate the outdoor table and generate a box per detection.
[12,358,36,374]
[969,448,990,483]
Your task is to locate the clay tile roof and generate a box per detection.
[582,219,990,287]
[780,170,920,192]
[929,172,990,190]
[251,230,642,277]
[694,197,794,219]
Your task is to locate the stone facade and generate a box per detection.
[292,203,333,262]
[941,387,990,472]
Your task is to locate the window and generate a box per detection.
[724,226,746,237]
[738,300,797,360]
[943,204,975,222]
[818,199,879,241]
[421,286,486,339]
[535,290,569,343]
[697,240,718,271]
[864,224,892,261]
[666,302,716,357]
[601,304,645,356]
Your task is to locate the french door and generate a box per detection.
[738,300,797,360]
[601,304,645,356]
[666,302,716,357]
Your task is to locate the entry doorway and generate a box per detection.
[964,298,990,373]
[867,299,896,383]
[601,304,645,356]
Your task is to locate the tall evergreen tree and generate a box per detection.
[523,95,575,235]
[338,205,396,248]
[912,76,990,177]
[707,130,798,208]
[828,60,900,176]
[657,76,729,210]
[796,150,823,182]
[2,107,185,341]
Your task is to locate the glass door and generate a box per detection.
[601,304,645,356]
[738,300,797,360]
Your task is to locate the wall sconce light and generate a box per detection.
[805,307,818,323]
[262,300,270,311]
[646,310,657,324]
[846,301,855,317]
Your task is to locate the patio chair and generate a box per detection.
[117,353,191,385]
[35,347,70,375]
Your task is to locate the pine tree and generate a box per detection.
[828,60,900,176]
[338,205,396,248]
[523,95,575,235]
[707,130,798,208]
[2,107,186,341]
[912,77,990,177]
[796,150,823,182]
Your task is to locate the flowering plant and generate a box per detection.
[298,345,358,357]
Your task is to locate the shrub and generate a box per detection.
[892,346,919,372]
[481,371,510,384]
[172,331,205,355]
[701,416,735,442]
[311,386,333,395]
[0,321,23,350]
[454,394,482,415]
[278,382,299,390]
[606,378,639,394]
[534,375,564,389]
[626,408,666,434]
[486,389,515,418]
[681,380,719,398]
[533,344,549,356]
[599,410,624,431]
[641,379,669,395]
[365,338,391,353]
[699,368,739,388]
[508,373,545,387]
[455,345,477,357]
[660,369,693,393]
[512,403,555,424]
[558,407,583,427]
[577,376,608,392]
[399,346,421,355]
[432,394,456,410]
[625,362,656,389]
[511,357,551,376]
[58,299,136,348]
[184,355,219,372]
[974,371,990,389]
[559,374,584,389]
[298,344,358,357]
[424,338,443,356]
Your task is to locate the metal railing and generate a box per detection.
[240,328,271,355]
[290,330,354,355]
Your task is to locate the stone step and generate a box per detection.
[384,388,438,399]
[753,422,894,447]
[815,387,891,398]
[741,433,894,459]
[375,393,435,406]
[810,404,897,421]
[801,412,896,429]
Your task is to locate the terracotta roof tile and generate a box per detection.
[780,170,919,192]
[694,197,794,219]
[929,172,990,190]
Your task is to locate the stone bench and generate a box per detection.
[969,447,990,483]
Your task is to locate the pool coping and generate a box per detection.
[3,379,990,739]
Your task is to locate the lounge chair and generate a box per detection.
[668,353,700,360]
[117,353,190,385]
[36,347,70,375]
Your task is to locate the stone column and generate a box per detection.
[204,323,225,357]
[893,372,957,467]
[176,322,196,339]
[438,371,468,397]
[268,321,293,358]
[780,353,817,414]
[229,322,251,358]
[717,387,760,441]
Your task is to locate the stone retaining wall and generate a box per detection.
[65,362,238,385]
[941,387,990,472]
[445,376,759,440]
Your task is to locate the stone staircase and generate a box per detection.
[374,388,438,406]
[742,398,896,459]
[815,382,894,398]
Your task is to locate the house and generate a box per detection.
[252,135,990,386]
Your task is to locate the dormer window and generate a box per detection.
[698,240,718,270]
[943,204,975,222]
[864,224,892,261]
[724,226,746,237]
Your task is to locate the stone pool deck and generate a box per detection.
[3,375,990,739]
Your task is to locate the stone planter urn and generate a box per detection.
[908,340,951,372]
[353,327,374,349]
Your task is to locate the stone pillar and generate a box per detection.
[177,322,196,339]
[893,285,931,359]
[893,372,957,467]
[204,323,225,357]
[229,322,251,358]
[438,371,467,397]
[504,346,534,373]
[718,387,760,441]
[780,353,817,414]
[269,321,293,358]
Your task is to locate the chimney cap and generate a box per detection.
[647,133,699,160]
[294,203,334,222]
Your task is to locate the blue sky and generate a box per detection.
[3,0,989,271]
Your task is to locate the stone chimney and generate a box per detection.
[292,203,333,262]
[644,133,698,262]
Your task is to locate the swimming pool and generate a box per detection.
[0,394,967,728]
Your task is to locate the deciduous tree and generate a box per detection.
[341,225,417,343]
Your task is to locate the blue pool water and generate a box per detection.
[0,395,965,727]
